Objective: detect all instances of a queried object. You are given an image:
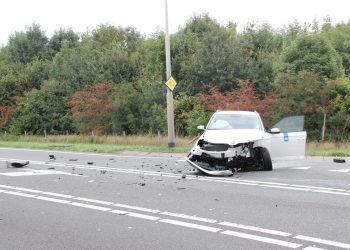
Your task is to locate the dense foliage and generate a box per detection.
[1,16,350,141]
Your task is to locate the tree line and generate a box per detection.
[0,15,350,141]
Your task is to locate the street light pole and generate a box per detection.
[164,0,175,147]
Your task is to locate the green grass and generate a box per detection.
[0,136,191,154]
[1,135,350,156]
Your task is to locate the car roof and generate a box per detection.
[214,110,259,116]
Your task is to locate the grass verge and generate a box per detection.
[0,135,350,156]
[0,135,192,154]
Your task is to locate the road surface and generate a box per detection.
[0,147,349,249]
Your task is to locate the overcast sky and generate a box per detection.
[1,0,350,45]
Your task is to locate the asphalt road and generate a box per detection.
[0,147,349,250]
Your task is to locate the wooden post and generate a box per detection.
[24,131,27,137]
[44,129,47,138]
[123,131,126,137]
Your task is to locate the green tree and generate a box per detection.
[48,28,79,58]
[10,80,72,135]
[6,23,48,64]
[280,33,343,81]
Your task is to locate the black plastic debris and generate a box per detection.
[9,161,30,168]
[139,183,146,186]
[87,162,94,165]
[49,155,56,160]
[48,167,55,170]
[181,174,186,179]
[333,158,346,163]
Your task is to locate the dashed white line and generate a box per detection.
[12,187,42,193]
[160,219,222,232]
[260,184,310,191]
[34,196,71,204]
[219,221,291,237]
[312,190,350,196]
[109,209,128,215]
[328,169,350,173]
[42,192,74,198]
[160,211,217,223]
[113,203,160,213]
[292,167,311,170]
[4,190,36,198]
[222,230,302,248]
[294,235,350,249]
[290,185,345,192]
[69,202,111,211]
[75,197,113,205]
[127,212,160,221]
[302,247,326,250]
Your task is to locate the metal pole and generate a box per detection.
[164,0,175,147]
[322,113,326,141]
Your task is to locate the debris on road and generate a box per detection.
[181,174,186,179]
[333,158,346,163]
[48,167,55,170]
[87,162,94,165]
[69,159,78,161]
[49,155,56,160]
[100,170,107,174]
[7,160,30,168]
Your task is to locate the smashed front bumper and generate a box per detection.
[186,140,255,176]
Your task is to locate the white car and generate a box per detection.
[186,111,307,176]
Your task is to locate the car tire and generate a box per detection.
[259,147,272,171]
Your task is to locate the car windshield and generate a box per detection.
[207,113,262,130]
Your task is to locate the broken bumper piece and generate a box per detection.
[185,157,233,176]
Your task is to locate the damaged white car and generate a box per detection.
[186,111,307,176]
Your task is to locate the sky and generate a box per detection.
[1,0,350,46]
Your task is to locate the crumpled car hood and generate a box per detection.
[201,129,265,145]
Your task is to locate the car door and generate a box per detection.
[269,116,307,160]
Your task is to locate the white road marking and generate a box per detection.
[312,189,350,196]
[2,183,350,249]
[302,247,326,250]
[109,209,128,215]
[34,196,71,204]
[291,167,311,170]
[160,211,217,223]
[328,169,350,173]
[290,185,345,192]
[215,180,258,186]
[75,197,113,205]
[294,235,350,249]
[160,219,222,232]
[42,192,74,198]
[222,230,302,249]
[12,187,43,193]
[113,203,160,213]
[0,169,84,177]
[4,190,36,198]
[126,212,160,221]
[219,221,291,237]
[260,185,310,191]
[69,202,111,211]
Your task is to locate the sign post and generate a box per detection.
[164,0,175,147]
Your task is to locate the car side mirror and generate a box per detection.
[269,127,280,134]
[197,125,205,130]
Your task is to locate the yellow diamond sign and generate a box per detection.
[165,77,177,91]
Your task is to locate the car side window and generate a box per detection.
[271,116,304,132]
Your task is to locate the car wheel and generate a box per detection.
[258,147,272,171]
